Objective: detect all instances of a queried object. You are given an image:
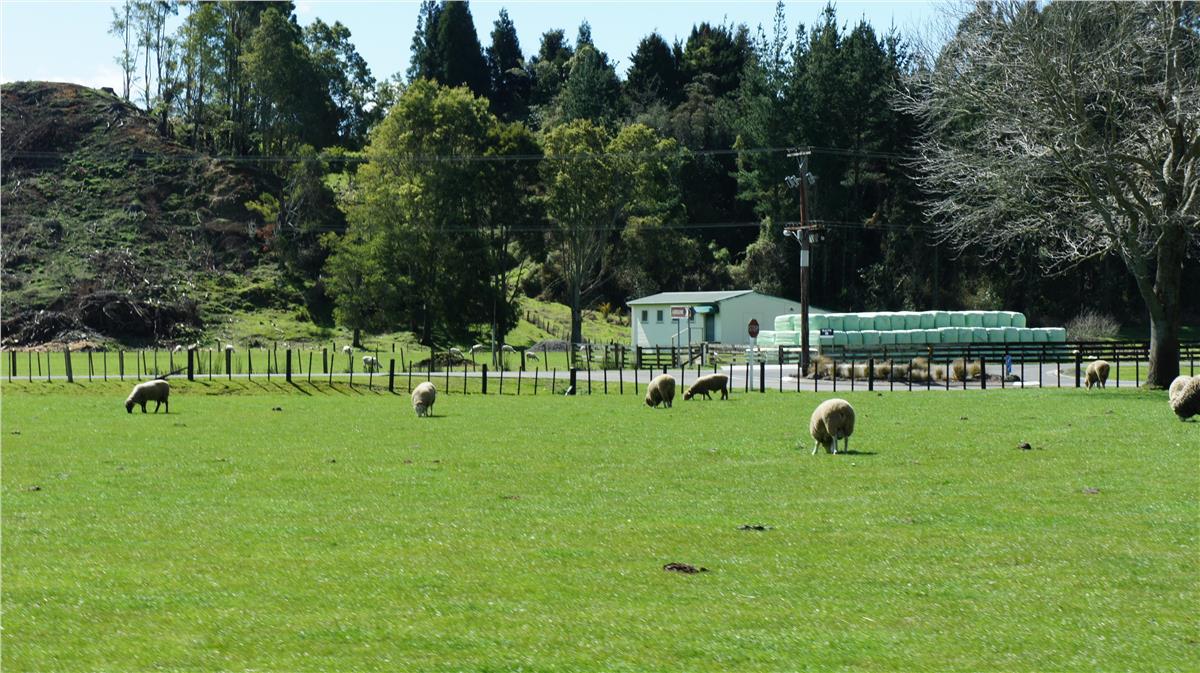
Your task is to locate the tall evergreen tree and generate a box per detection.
[625,32,682,107]
[486,8,530,122]
[557,44,623,123]
[305,18,377,148]
[407,0,442,82]
[680,22,752,98]
[433,0,489,97]
[528,29,573,113]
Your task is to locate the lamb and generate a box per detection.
[809,398,855,455]
[644,374,676,408]
[412,382,437,417]
[125,379,170,414]
[342,345,353,355]
[1168,375,1200,421]
[1085,360,1111,389]
[683,373,729,401]
[362,355,381,373]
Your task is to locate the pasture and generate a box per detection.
[2,382,1196,672]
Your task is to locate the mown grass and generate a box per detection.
[2,385,1197,672]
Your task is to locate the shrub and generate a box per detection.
[1067,310,1120,340]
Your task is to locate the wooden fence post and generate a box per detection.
[188,349,195,381]
[481,365,488,394]
[286,349,292,383]
[388,359,395,392]
[64,347,73,383]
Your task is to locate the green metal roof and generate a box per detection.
[627,290,754,305]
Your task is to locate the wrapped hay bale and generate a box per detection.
[873,314,894,331]
[893,330,913,345]
[949,312,967,327]
[1045,327,1067,342]
[981,312,1000,328]
[774,315,794,331]
[934,311,953,328]
[964,311,986,327]
[986,327,1007,343]
[878,330,897,345]
[1011,312,1028,328]
[842,314,861,331]
[826,314,845,331]
[832,332,849,346]
[919,311,938,329]
[846,331,865,346]
[809,314,829,332]
[971,327,991,343]
[939,327,960,344]
[1003,326,1021,342]
[900,311,922,329]
[1018,328,1036,343]
[860,330,882,346]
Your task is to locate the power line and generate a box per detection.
[3,145,913,165]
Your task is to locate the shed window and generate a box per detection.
[656,310,664,323]
[641,310,648,322]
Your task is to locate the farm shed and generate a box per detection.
[627,290,828,347]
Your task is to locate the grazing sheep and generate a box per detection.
[188,343,199,352]
[683,373,729,401]
[449,347,464,358]
[644,374,676,408]
[809,398,855,455]
[362,355,381,373]
[412,382,437,417]
[1168,375,1200,421]
[525,352,540,362]
[1085,360,1111,389]
[500,344,516,353]
[172,344,183,353]
[125,379,170,414]
[470,344,487,354]
[342,345,353,355]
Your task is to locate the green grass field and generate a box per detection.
[2,383,1197,672]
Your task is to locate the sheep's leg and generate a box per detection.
[140,402,147,413]
[812,441,819,455]
[153,400,161,413]
[831,434,839,454]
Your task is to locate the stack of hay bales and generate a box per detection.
[768,310,1066,350]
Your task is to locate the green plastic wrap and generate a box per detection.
[949,312,967,327]
[846,331,864,346]
[939,327,959,344]
[832,332,849,346]
[986,328,1006,343]
[901,312,922,329]
[826,314,844,331]
[1011,313,1028,328]
[893,330,912,345]
[969,327,989,343]
[1003,326,1020,342]
[982,312,1000,328]
[920,329,941,344]
[842,315,861,331]
[1018,328,1035,343]
[774,315,793,331]
[873,314,893,331]
[878,331,897,345]
[933,311,953,328]
[918,312,937,329]
[860,330,881,346]
[964,311,985,327]
[808,314,828,331]
[1045,327,1067,342]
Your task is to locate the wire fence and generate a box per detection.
[3,340,1195,396]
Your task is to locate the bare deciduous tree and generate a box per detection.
[901,1,1199,386]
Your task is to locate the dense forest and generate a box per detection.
[54,0,1200,350]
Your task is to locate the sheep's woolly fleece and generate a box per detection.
[1168,375,1200,420]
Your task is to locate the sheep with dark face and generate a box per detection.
[809,398,855,455]
[683,374,729,401]
[125,379,170,414]
[644,374,676,408]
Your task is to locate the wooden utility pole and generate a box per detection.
[785,149,818,372]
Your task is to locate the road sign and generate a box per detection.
[671,306,688,319]
[748,319,760,338]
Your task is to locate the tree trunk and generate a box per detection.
[352,328,363,349]
[1146,228,1184,388]
[570,284,583,368]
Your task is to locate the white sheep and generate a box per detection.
[342,345,353,355]
[1085,360,1111,389]
[449,347,464,358]
[683,373,729,401]
[412,381,437,417]
[525,352,540,362]
[125,379,170,414]
[362,355,381,372]
[500,344,516,353]
[225,344,235,352]
[188,343,199,351]
[645,374,676,408]
[810,398,855,455]
[172,345,183,353]
[470,344,487,354]
[1168,375,1200,421]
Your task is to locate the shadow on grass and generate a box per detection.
[837,450,877,456]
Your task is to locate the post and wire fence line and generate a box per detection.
[3,340,1196,396]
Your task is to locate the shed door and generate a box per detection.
[704,315,715,342]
